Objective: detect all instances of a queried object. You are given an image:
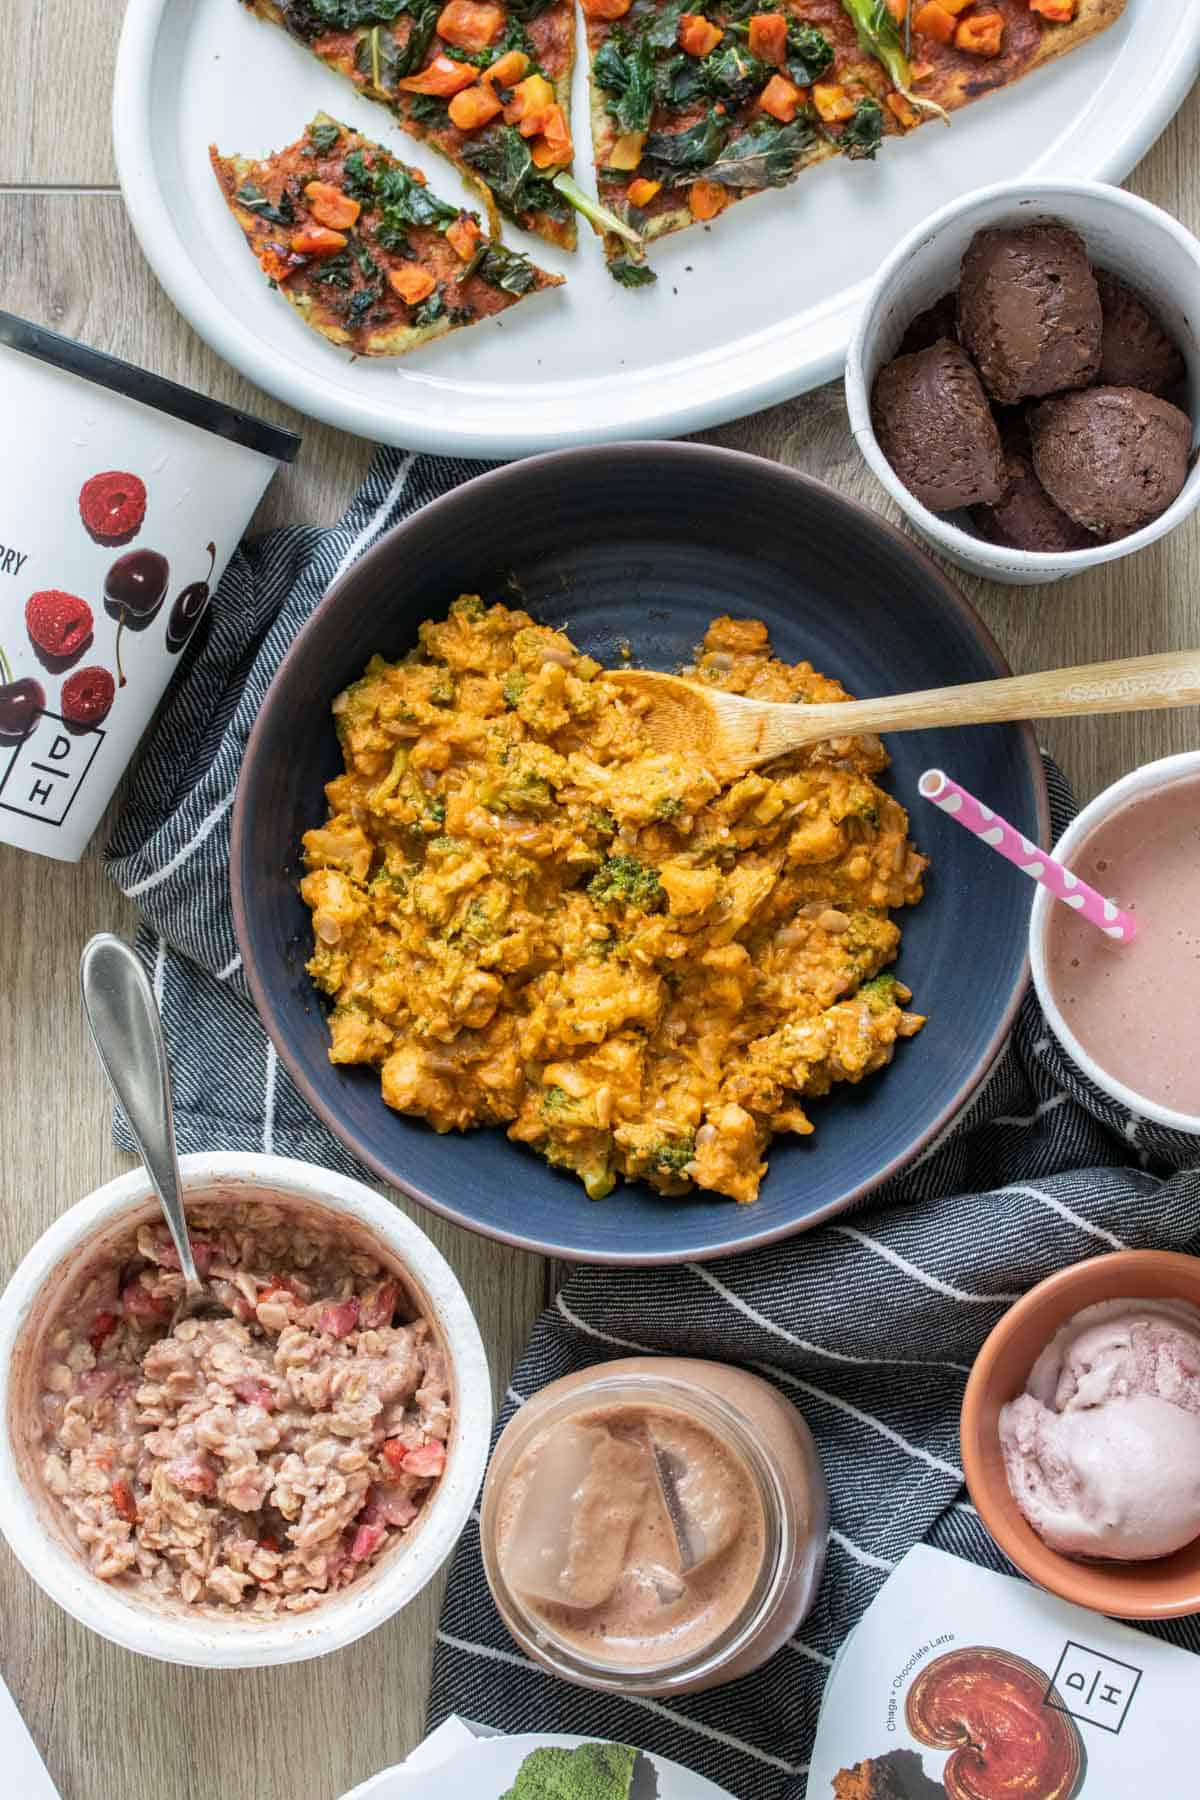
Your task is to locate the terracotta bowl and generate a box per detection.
[961,1250,1200,1618]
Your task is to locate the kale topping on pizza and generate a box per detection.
[582,0,1126,282]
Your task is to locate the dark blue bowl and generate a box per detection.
[231,444,1048,1264]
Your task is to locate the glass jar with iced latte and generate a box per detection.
[480,1357,829,1696]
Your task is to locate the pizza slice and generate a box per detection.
[585,0,1125,283]
[211,114,563,356]
[241,0,580,249]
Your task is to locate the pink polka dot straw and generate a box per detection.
[918,768,1137,945]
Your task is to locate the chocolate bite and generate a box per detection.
[871,339,1008,513]
[972,413,1095,554]
[899,290,959,356]
[1029,386,1192,538]
[1096,269,1187,397]
[958,223,1101,404]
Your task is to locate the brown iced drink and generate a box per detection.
[481,1357,828,1696]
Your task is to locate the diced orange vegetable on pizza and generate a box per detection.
[627,177,662,207]
[530,105,573,167]
[913,1,954,40]
[398,54,479,95]
[290,225,348,256]
[448,83,504,129]
[910,58,934,80]
[759,74,803,122]
[679,13,724,56]
[689,180,728,221]
[482,49,529,88]
[885,91,921,128]
[747,13,788,64]
[955,10,1004,53]
[582,0,633,17]
[812,83,856,122]
[505,72,556,134]
[884,0,908,17]
[436,0,503,52]
[1030,0,1075,17]
[258,246,295,283]
[446,215,483,260]
[389,264,439,305]
[303,182,361,230]
[609,130,647,169]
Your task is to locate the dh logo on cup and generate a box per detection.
[1045,1638,1143,1735]
[0,710,105,828]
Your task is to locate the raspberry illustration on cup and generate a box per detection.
[78,470,147,547]
[104,549,169,687]
[25,589,94,671]
[0,643,44,743]
[60,666,116,733]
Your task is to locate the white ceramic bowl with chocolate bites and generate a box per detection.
[0,1153,490,1666]
[845,180,1200,587]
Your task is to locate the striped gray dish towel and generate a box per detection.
[107,448,1200,1800]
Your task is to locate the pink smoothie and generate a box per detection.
[1045,776,1200,1117]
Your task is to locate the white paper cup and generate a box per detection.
[0,1154,491,1667]
[1030,751,1200,1134]
[0,312,299,860]
[845,181,1200,587]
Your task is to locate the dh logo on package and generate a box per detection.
[0,711,104,828]
[1046,1639,1143,1735]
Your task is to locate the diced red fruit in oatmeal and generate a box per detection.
[121,1278,170,1323]
[136,1224,215,1276]
[167,1456,218,1496]
[234,1378,277,1411]
[88,1312,119,1355]
[359,1280,399,1330]
[318,1297,360,1338]
[110,1478,137,1523]
[259,1273,305,1300]
[383,1438,445,1479]
[349,1521,387,1562]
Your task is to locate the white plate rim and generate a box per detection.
[340,1730,737,1798]
[112,0,1200,457]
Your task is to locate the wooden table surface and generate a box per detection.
[2,6,1198,1795]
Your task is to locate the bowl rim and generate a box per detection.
[0,1151,491,1667]
[1029,749,1200,1134]
[960,1249,1200,1618]
[230,439,1050,1264]
[844,176,1200,575]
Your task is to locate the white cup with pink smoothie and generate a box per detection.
[1030,750,1200,1134]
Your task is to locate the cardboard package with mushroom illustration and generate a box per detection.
[807,1544,1197,1800]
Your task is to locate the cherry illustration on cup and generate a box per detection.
[0,644,44,744]
[166,543,216,654]
[104,549,169,687]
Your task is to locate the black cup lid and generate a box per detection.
[0,308,301,463]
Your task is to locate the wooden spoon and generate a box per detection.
[601,649,1200,780]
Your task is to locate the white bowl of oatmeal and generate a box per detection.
[0,1152,490,1666]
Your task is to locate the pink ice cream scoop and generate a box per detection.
[999,1300,1200,1561]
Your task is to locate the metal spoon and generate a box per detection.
[80,932,229,1329]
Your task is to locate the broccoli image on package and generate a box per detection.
[500,1742,660,1800]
